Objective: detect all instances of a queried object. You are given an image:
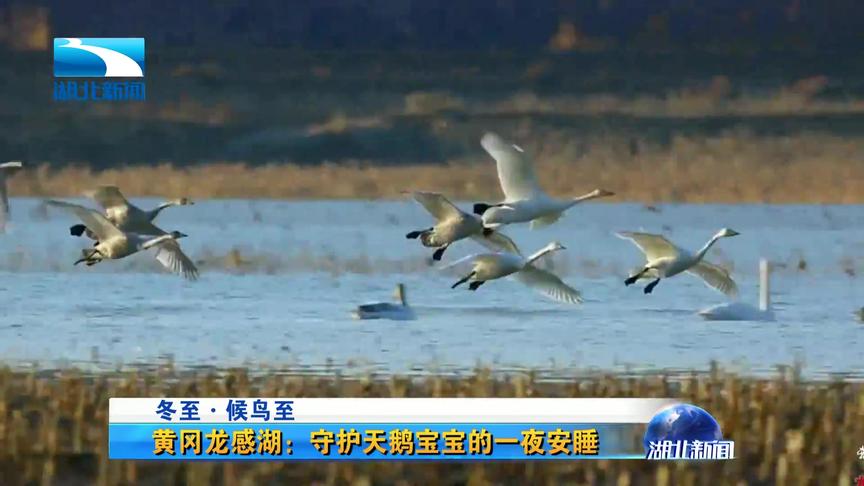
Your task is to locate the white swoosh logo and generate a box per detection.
[58,38,143,77]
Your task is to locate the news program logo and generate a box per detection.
[644,403,734,460]
[53,38,145,101]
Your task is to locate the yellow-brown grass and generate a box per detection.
[10,132,864,203]
[0,365,861,485]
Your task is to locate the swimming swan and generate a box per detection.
[46,200,199,280]
[473,133,614,229]
[404,190,519,260]
[352,283,416,320]
[443,241,583,304]
[618,228,739,296]
[0,161,22,231]
[699,259,774,321]
[69,185,193,239]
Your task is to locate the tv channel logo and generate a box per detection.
[643,403,734,460]
[54,38,144,78]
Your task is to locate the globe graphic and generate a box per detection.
[643,403,722,454]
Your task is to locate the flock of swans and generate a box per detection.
[0,131,774,322]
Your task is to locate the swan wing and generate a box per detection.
[470,230,522,256]
[529,212,563,230]
[85,185,131,210]
[45,199,124,240]
[514,265,583,304]
[481,132,543,201]
[153,239,199,281]
[438,253,502,272]
[0,179,7,222]
[687,261,738,297]
[0,161,21,224]
[616,232,680,260]
[408,191,463,221]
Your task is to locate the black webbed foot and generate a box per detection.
[70,224,87,237]
[644,278,661,294]
[468,281,485,291]
[432,246,447,261]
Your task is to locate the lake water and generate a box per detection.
[0,198,862,379]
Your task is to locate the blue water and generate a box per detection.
[0,198,862,378]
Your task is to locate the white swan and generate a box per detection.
[353,283,416,320]
[473,133,614,229]
[699,259,774,321]
[443,241,583,304]
[69,185,193,238]
[618,228,739,296]
[46,200,199,280]
[404,190,519,260]
[0,161,22,231]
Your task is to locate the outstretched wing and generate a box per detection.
[687,261,738,297]
[514,266,583,304]
[45,200,124,241]
[153,240,199,281]
[85,185,131,211]
[616,231,680,261]
[529,212,563,230]
[480,132,543,201]
[470,229,522,256]
[0,161,22,226]
[407,191,464,221]
[438,253,501,272]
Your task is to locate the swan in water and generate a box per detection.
[618,228,739,296]
[46,200,199,280]
[473,133,614,229]
[352,283,416,320]
[404,190,519,260]
[0,161,22,231]
[443,241,583,304]
[69,185,193,238]
[699,259,774,321]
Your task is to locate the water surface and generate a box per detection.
[1,198,862,378]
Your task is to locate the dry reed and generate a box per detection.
[0,365,861,485]
[9,132,864,203]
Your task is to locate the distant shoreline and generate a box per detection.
[7,154,863,204]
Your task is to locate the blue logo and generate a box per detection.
[644,403,734,460]
[54,38,144,78]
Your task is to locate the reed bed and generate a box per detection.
[0,365,861,485]
[8,132,864,203]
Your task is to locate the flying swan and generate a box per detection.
[442,241,583,304]
[47,199,199,280]
[404,190,519,260]
[618,228,739,296]
[352,283,416,321]
[0,161,22,231]
[699,258,774,321]
[69,185,193,239]
[473,132,614,229]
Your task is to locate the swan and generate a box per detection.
[46,200,199,280]
[0,161,22,231]
[699,259,774,321]
[69,185,194,238]
[618,228,739,296]
[352,283,416,320]
[404,190,519,260]
[473,133,614,229]
[443,241,583,303]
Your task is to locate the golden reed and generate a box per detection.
[8,132,864,203]
[0,365,861,484]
